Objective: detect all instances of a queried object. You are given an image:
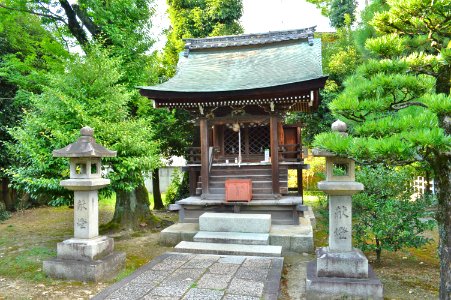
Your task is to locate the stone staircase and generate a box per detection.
[196,164,288,198]
[174,212,282,257]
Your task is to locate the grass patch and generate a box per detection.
[112,254,150,282]
[99,192,168,211]
[0,246,56,281]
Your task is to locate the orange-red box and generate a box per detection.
[225,179,253,202]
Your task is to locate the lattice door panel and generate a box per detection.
[248,126,270,154]
[224,128,244,154]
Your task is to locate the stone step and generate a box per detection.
[174,241,282,257]
[210,174,288,182]
[193,231,269,245]
[199,212,271,233]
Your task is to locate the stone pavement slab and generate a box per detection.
[93,252,283,300]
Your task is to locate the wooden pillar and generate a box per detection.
[298,124,303,199]
[297,166,303,200]
[270,114,280,195]
[200,117,209,196]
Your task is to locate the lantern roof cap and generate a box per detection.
[331,119,347,133]
[53,127,117,158]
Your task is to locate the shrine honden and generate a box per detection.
[139,27,327,226]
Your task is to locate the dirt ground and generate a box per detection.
[0,203,440,299]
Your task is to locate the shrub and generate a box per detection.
[165,168,189,205]
[353,165,435,261]
[0,202,10,221]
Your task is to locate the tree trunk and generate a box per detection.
[435,63,451,300]
[110,183,154,229]
[58,0,89,47]
[433,153,451,300]
[425,170,432,195]
[152,168,164,210]
[375,238,381,262]
[2,177,14,211]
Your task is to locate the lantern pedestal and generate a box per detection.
[306,262,383,299]
[43,240,125,282]
[43,179,126,282]
[43,127,125,282]
[306,130,383,299]
[305,183,383,299]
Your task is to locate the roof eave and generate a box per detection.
[139,76,328,102]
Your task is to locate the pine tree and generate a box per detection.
[315,1,451,297]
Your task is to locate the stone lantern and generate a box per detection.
[306,120,383,299]
[43,127,125,282]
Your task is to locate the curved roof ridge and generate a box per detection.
[184,26,316,50]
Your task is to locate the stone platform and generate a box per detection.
[93,252,284,300]
[306,261,383,299]
[175,196,307,225]
[160,215,314,253]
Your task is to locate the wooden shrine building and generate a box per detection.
[139,27,327,225]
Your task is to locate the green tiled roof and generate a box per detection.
[140,35,323,93]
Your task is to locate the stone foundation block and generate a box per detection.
[306,261,383,300]
[316,247,368,278]
[199,213,271,233]
[291,232,314,253]
[57,236,114,262]
[159,223,198,246]
[43,252,126,282]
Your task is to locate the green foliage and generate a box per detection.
[164,168,187,205]
[327,47,359,80]
[329,0,357,29]
[303,156,326,191]
[315,1,450,292]
[365,34,407,58]
[370,0,450,51]
[314,56,450,164]
[0,8,68,177]
[286,28,360,146]
[304,0,331,17]
[0,209,11,221]
[353,165,435,260]
[0,246,55,280]
[7,47,159,202]
[353,0,389,58]
[148,109,194,157]
[48,197,72,207]
[160,0,243,78]
[305,0,356,27]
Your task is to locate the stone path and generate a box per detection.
[93,252,284,300]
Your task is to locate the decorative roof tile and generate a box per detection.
[184,27,316,50]
[139,27,324,94]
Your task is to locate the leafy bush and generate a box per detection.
[48,197,73,207]
[353,165,435,261]
[165,168,189,205]
[0,201,10,221]
[0,209,10,222]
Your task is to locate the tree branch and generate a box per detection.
[391,101,428,110]
[58,0,89,47]
[0,3,65,22]
[72,4,103,39]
